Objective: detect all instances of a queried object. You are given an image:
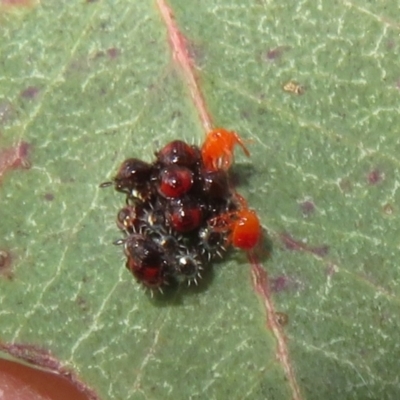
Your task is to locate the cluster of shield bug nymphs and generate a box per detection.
[101,129,262,292]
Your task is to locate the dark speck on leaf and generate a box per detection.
[310,245,329,257]
[44,193,54,201]
[300,199,315,217]
[265,45,290,61]
[367,169,384,185]
[107,47,119,59]
[171,110,182,119]
[20,86,40,100]
[76,296,89,312]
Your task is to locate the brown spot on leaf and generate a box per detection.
[367,169,384,185]
[0,342,99,400]
[20,86,40,100]
[265,45,290,61]
[107,47,120,59]
[0,141,31,183]
[300,199,315,217]
[44,193,55,201]
[0,249,13,279]
[76,296,89,312]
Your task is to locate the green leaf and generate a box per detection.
[1,1,399,399]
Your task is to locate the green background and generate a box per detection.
[1,1,399,399]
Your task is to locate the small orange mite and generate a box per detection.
[209,207,262,251]
[201,128,250,171]
[231,209,262,250]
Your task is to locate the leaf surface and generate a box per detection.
[1,1,399,399]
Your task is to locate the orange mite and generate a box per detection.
[231,209,262,250]
[209,207,262,251]
[201,128,250,171]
